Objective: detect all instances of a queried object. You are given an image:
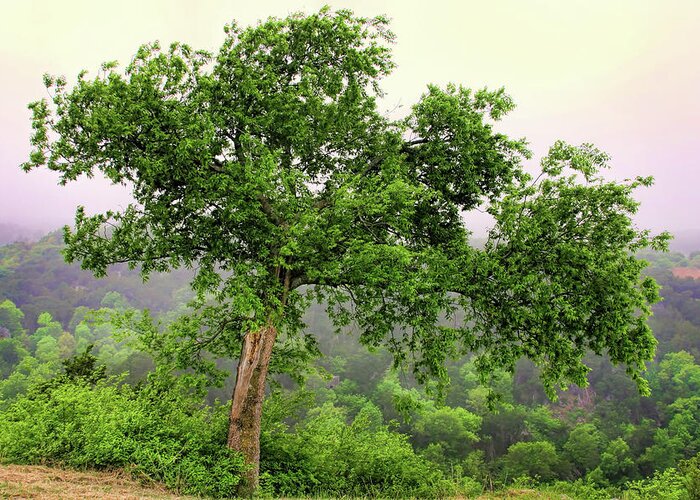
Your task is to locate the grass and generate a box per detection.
[0,464,194,499]
[476,490,572,499]
[0,464,584,499]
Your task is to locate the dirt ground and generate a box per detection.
[0,464,190,499]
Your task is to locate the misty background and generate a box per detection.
[1,0,698,245]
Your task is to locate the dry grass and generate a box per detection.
[0,464,194,499]
[0,465,580,499]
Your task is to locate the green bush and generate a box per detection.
[545,479,614,500]
[623,467,688,500]
[260,400,453,497]
[501,441,562,483]
[680,454,700,499]
[0,376,244,497]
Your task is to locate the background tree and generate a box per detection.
[57,331,76,359]
[32,313,63,341]
[589,437,638,485]
[411,406,481,460]
[0,338,28,378]
[24,8,668,494]
[564,423,606,477]
[501,441,562,482]
[35,336,60,364]
[0,299,25,338]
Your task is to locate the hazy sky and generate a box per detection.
[1,0,698,236]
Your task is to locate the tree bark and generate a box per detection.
[227,323,277,497]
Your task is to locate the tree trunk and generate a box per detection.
[227,323,277,497]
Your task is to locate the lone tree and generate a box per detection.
[24,8,667,494]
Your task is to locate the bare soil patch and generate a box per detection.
[672,267,700,279]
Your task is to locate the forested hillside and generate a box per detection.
[1,233,699,498]
[0,231,192,331]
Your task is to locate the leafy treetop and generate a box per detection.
[24,7,668,397]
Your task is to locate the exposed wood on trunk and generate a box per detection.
[227,323,278,497]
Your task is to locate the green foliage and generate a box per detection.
[458,359,514,413]
[0,299,25,337]
[100,291,130,310]
[24,7,665,403]
[544,479,613,500]
[61,345,107,384]
[260,400,451,497]
[33,312,62,341]
[650,351,700,405]
[57,332,76,359]
[374,370,430,424]
[35,336,60,363]
[3,246,700,496]
[646,272,700,360]
[624,467,688,499]
[473,150,668,397]
[641,428,686,473]
[564,423,605,476]
[0,232,191,333]
[640,398,700,474]
[524,405,569,448]
[0,338,28,378]
[0,356,55,403]
[679,454,700,500]
[502,441,562,483]
[0,374,244,497]
[14,6,688,495]
[411,405,481,460]
[591,438,638,485]
[480,402,529,458]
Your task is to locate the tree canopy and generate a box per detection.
[23,7,668,493]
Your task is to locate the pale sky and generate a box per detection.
[1,0,698,236]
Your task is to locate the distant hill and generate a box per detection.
[0,231,192,331]
[669,229,700,255]
[0,223,43,246]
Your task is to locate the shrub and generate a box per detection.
[680,454,700,499]
[546,479,614,500]
[0,376,244,497]
[260,400,452,497]
[502,441,562,483]
[623,468,688,500]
